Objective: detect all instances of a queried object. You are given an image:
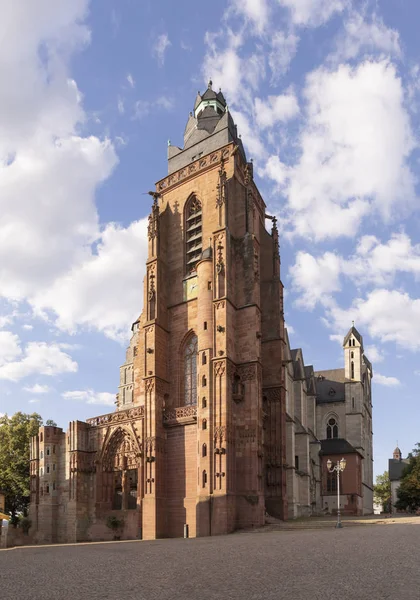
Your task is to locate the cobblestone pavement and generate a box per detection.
[1,523,419,600]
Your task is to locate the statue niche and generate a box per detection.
[102,428,140,510]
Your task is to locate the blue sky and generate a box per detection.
[0,0,419,478]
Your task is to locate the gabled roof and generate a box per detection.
[314,369,346,404]
[320,438,361,456]
[343,325,363,348]
[389,458,410,481]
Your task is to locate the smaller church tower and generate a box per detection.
[393,446,402,461]
[343,324,363,381]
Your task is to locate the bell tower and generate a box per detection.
[133,82,287,538]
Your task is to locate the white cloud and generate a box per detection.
[231,109,267,160]
[289,233,420,309]
[22,324,33,331]
[62,389,115,406]
[255,91,299,129]
[289,251,341,309]
[229,0,269,33]
[203,32,244,106]
[344,233,420,286]
[31,219,148,342]
[117,96,124,114]
[285,323,295,335]
[277,0,347,27]
[23,384,51,394]
[374,373,401,387]
[153,33,171,67]
[156,96,174,111]
[0,1,118,307]
[29,398,40,404]
[364,345,384,364]
[331,11,401,63]
[328,290,420,352]
[265,60,416,241]
[269,31,299,83]
[0,341,77,382]
[0,331,22,366]
[126,73,135,88]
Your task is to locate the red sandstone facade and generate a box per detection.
[29,86,288,542]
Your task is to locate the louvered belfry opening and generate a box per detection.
[185,196,202,274]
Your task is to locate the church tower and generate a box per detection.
[342,324,373,512]
[131,81,287,538]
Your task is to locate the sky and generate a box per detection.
[0,0,419,478]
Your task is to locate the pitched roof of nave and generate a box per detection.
[314,368,346,404]
[320,438,361,456]
[343,325,364,348]
[389,456,410,481]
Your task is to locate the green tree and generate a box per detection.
[373,471,391,513]
[395,444,420,512]
[45,419,57,427]
[0,412,43,524]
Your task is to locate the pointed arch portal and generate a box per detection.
[102,428,140,510]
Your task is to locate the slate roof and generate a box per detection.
[314,369,346,404]
[343,325,363,348]
[320,438,361,456]
[388,458,410,481]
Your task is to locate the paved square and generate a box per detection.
[1,524,419,600]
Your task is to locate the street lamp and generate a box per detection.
[327,457,347,529]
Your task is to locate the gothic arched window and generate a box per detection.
[185,196,202,274]
[326,417,338,439]
[184,335,198,406]
[351,361,355,379]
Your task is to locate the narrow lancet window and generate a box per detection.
[184,335,198,406]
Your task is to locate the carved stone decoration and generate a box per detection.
[155,146,228,194]
[244,162,252,186]
[147,196,160,240]
[216,158,227,209]
[264,387,282,403]
[237,364,256,381]
[148,272,156,301]
[215,301,225,310]
[253,238,260,282]
[236,425,256,445]
[86,406,145,427]
[102,427,140,472]
[145,378,155,394]
[214,361,226,377]
[214,425,226,442]
[216,242,224,275]
[163,405,197,422]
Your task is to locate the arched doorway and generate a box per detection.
[101,428,141,510]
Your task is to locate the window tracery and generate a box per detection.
[326,417,338,439]
[184,335,198,406]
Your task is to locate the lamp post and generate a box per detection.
[327,457,347,528]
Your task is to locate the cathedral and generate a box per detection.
[28,83,373,544]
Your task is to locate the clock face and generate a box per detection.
[184,276,198,301]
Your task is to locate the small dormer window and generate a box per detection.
[328,388,336,397]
